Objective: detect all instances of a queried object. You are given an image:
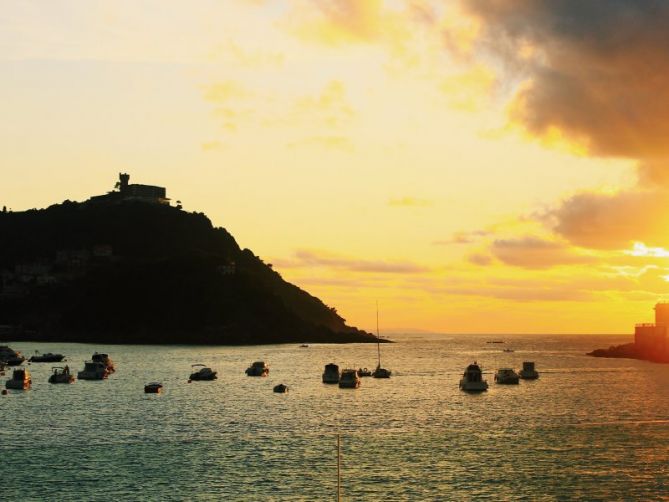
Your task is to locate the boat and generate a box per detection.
[77,361,109,380]
[92,352,115,372]
[5,367,31,390]
[300,344,309,348]
[189,364,217,381]
[494,368,520,385]
[0,346,25,366]
[49,366,75,384]
[487,340,504,344]
[372,304,391,379]
[459,362,488,392]
[273,383,289,393]
[245,361,269,377]
[339,369,361,389]
[519,361,539,380]
[358,367,372,377]
[144,382,163,393]
[322,363,341,384]
[30,351,65,363]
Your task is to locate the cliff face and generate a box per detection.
[0,200,377,344]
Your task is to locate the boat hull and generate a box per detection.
[49,375,75,384]
[459,380,488,392]
[30,355,65,363]
[5,379,30,390]
[77,372,108,380]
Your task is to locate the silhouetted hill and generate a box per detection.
[0,200,379,344]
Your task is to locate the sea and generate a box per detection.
[2,333,669,501]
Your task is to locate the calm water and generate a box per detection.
[3,334,669,501]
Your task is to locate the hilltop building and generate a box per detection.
[634,303,669,355]
[89,173,170,205]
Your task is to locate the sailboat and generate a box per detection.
[372,303,391,378]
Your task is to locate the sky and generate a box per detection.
[2,0,668,334]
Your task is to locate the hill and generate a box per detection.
[0,199,379,344]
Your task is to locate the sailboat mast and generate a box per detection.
[376,302,381,366]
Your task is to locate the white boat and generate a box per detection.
[49,366,75,384]
[5,367,31,390]
[0,346,25,366]
[519,361,539,380]
[494,368,520,385]
[77,361,109,380]
[189,364,217,381]
[372,304,391,379]
[322,363,340,384]
[459,362,488,392]
[245,361,269,377]
[339,369,361,389]
[92,352,115,373]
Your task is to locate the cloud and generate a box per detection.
[433,229,491,245]
[542,189,669,249]
[292,80,355,128]
[462,1,669,166]
[467,252,492,266]
[285,0,388,44]
[458,1,669,249]
[490,236,596,268]
[273,249,429,274]
[388,196,432,207]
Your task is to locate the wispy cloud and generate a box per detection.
[388,196,432,207]
[274,249,429,274]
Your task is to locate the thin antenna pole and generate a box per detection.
[376,301,381,367]
[337,433,342,502]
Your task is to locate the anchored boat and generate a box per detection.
[189,364,217,381]
[519,361,539,380]
[494,368,520,385]
[322,363,341,384]
[459,362,488,392]
[245,361,269,377]
[78,361,109,380]
[6,367,31,390]
[49,366,75,384]
[339,369,361,389]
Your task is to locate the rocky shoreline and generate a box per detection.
[587,342,669,363]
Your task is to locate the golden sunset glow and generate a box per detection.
[3,0,668,333]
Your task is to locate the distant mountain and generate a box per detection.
[0,198,379,344]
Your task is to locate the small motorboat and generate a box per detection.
[459,362,488,392]
[92,352,115,372]
[189,364,217,381]
[494,368,520,385]
[0,346,25,366]
[519,361,539,380]
[338,369,361,389]
[144,382,163,394]
[502,348,515,353]
[30,351,65,363]
[77,361,109,380]
[5,367,31,390]
[322,363,340,384]
[49,366,75,384]
[358,367,372,377]
[299,344,309,348]
[273,383,289,393]
[245,361,269,377]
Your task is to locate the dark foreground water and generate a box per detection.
[2,334,669,501]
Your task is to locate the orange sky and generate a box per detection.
[2,0,668,333]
